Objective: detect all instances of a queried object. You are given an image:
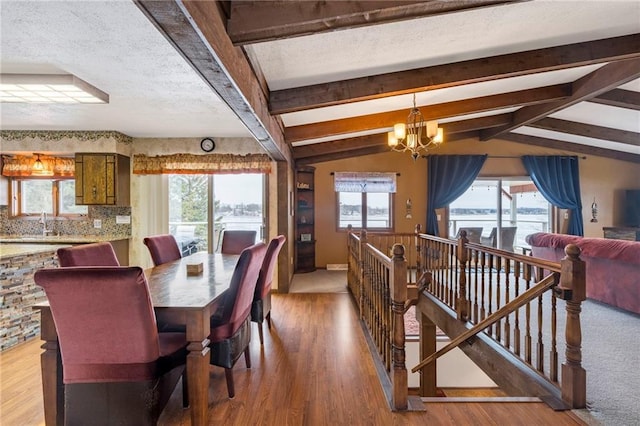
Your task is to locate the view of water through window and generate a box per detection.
[449,179,550,252]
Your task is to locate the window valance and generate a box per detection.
[334,172,397,193]
[1,155,75,178]
[133,153,272,175]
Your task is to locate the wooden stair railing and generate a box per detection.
[413,273,558,372]
[414,231,587,409]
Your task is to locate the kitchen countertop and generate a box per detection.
[0,235,130,243]
[0,243,72,259]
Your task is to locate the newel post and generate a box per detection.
[456,230,470,321]
[560,244,587,408]
[390,243,408,410]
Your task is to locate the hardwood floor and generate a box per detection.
[1,293,588,425]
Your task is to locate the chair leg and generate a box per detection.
[266,311,272,330]
[244,346,251,368]
[224,368,235,399]
[258,321,264,345]
[182,371,189,408]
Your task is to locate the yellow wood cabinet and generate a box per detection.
[75,153,130,205]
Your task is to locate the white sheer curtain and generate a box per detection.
[333,172,397,193]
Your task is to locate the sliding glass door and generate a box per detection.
[168,173,264,254]
[449,178,550,252]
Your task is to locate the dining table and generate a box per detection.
[36,251,240,426]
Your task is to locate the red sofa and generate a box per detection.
[525,232,640,315]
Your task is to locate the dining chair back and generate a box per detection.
[251,235,286,344]
[143,234,182,266]
[209,242,267,398]
[56,242,120,267]
[454,227,483,244]
[220,230,257,254]
[481,226,518,252]
[34,266,188,425]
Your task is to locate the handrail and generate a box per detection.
[412,273,558,372]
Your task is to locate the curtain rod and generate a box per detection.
[330,172,401,175]
[487,155,587,159]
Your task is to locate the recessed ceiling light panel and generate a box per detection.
[0,74,109,104]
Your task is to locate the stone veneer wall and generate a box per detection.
[0,205,132,237]
[0,249,58,351]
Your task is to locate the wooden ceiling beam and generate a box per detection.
[135,0,290,162]
[501,133,640,163]
[294,131,477,163]
[285,84,569,143]
[528,117,640,147]
[227,0,518,45]
[588,89,640,111]
[481,58,640,141]
[270,34,640,114]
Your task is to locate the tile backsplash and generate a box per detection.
[0,205,131,237]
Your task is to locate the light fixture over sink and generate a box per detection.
[0,73,109,104]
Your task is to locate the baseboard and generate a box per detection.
[327,263,348,271]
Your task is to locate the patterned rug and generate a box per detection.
[404,305,445,336]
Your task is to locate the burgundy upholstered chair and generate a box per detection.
[34,266,188,426]
[143,234,182,266]
[56,242,120,267]
[209,242,267,398]
[220,230,257,254]
[251,235,286,344]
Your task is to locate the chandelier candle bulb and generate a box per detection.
[394,123,406,139]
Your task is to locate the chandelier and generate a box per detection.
[387,94,444,160]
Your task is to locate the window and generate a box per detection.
[337,192,393,230]
[334,172,396,231]
[10,179,87,217]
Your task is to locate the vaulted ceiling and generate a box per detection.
[2,1,639,164]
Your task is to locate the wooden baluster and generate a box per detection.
[536,293,544,373]
[495,256,502,342]
[486,254,494,336]
[503,258,511,348]
[559,244,587,408]
[472,248,480,322]
[359,229,367,320]
[480,248,487,321]
[550,292,558,382]
[513,260,522,356]
[456,231,469,321]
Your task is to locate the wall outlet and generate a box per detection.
[437,214,442,221]
[93,219,102,229]
[116,215,131,224]
[564,212,569,219]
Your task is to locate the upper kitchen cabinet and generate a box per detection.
[75,153,130,206]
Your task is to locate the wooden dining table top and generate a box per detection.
[144,251,239,309]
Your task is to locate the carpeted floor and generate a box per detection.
[289,269,640,426]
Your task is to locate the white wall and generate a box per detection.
[406,337,497,388]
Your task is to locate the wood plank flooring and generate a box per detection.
[1,293,588,425]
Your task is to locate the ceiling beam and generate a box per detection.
[294,134,387,159]
[296,145,390,166]
[270,34,640,114]
[528,117,640,147]
[588,89,640,111]
[501,133,640,164]
[285,84,570,143]
[227,0,518,45]
[480,58,640,140]
[134,0,291,162]
[294,131,477,163]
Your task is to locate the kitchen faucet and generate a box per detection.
[39,211,52,237]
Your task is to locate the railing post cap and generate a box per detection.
[564,244,581,258]
[392,243,405,258]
